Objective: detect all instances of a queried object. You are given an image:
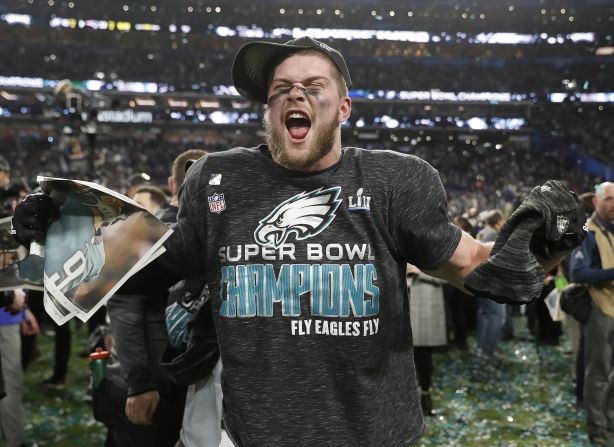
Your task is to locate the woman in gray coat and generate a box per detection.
[407,264,448,416]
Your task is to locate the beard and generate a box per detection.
[264,114,339,171]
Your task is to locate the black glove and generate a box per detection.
[500,181,587,259]
[526,182,587,260]
[11,192,59,248]
[464,180,587,304]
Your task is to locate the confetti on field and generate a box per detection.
[23,318,590,446]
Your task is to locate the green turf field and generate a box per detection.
[22,318,590,446]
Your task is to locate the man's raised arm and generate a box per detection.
[427,180,587,304]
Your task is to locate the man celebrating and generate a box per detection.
[13,37,586,446]
[570,182,614,445]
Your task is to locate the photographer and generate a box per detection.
[53,79,99,179]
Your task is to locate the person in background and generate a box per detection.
[0,183,45,375]
[0,290,32,447]
[156,149,227,447]
[94,289,186,446]
[131,185,168,215]
[567,191,596,412]
[463,207,480,237]
[125,172,151,199]
[407,264,447,417]
[0,179,39,447]
[527,266,562,345]
[0,162,39,447]
[446,216,478,350]
[579,192,596,214]
[90,154,204,447]
[570,182,614,445]
[475,209,506,360]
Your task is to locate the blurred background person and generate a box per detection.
[131,185,167,215]
[566,191,598,412]
[0,288,37,447]
[570,182,614,445]
[407,264,448,417]
[475,209,506,360]
[0,160,39,446]
[446,215,478,350]
[527,266,563,345]
[90,154,202,447]
[125,172,152,200]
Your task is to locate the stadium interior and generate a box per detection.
[1,0,613,445]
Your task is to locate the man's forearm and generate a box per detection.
[426,232,493,292]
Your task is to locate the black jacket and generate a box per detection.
[157,203,219,385]
[113,202,219,388]
[105,291,174,396]
[104,203,179,396]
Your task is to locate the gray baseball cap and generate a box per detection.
[232,36,352,104]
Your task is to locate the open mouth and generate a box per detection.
[285,111,311,140]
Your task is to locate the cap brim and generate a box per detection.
[232,41,313,104]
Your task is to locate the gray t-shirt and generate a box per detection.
[164,145,462,447]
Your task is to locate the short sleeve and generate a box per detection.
[390,155,461,270]
[162,163,207,278]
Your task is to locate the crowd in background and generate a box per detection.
[1,120,603,215]
[2,0,614,96]
[2,0,612,34]
[1,149,593,445]
[0,0,613,444]
[2,24,613,96]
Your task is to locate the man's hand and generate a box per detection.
[11,192,59,248]
[125,390,160,425]
[462,180,587,304]
[20,308,39,336]
[525,180,587,260]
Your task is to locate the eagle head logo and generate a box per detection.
[254,187,342,248]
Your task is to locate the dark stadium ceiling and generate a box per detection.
[1,0,614,33]
[0,0,613,132]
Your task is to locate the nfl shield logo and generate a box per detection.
[208,193,226,214]
[556,215,569,234]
